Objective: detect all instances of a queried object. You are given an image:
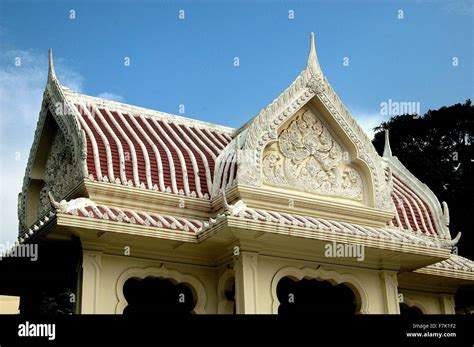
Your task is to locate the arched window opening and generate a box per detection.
[277,277,357,314]
[123,276,196,315]
[223,277,236,314]
[400,303,423,315]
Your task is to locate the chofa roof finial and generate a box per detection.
[48,48,57,81]
[307,32,323,76]
[383,129,393,158]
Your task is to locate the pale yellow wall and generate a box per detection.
[236,253,398,314]
[400,290,456,314]
[0,295,20,314]
[81,249,405,314]
[81,251,219,314]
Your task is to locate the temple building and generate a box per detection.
[9,33,474,314]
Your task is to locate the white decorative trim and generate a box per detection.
[118,111,153,189]
[77,108,103,179]
[127,112,166,192]
[270,266,369,314]
[401,295,429,314]
[385,155,451,240]
[19,52,87,232]
[380,270,400,314]
[184,125,218,160]
[82,251,102,314]
[115,265,207,314]
[217,268,235,314]
[394,177,433,234]
[152,118,191,195]
[80,103,114,180]
[174,124,213,193]
[62,88,235,135]
[195,127,221,153]
[163,121,203,197]
[213,34,391,211]
[48,192,96,214]
[139,114,178,193]
[261,108,364,201]
[92,104,127,184]
[104,108,139,186]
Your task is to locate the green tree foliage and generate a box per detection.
[372,100,474,259]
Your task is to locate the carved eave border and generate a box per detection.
[414,266,474,282]
[83,180,213,220]
[226,216,450,259]
[384,155,451,240]
[232,184,394,228]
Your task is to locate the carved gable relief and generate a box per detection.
[262,108,364,201]
[37,129,80,217]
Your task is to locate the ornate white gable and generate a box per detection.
[262,108,364,201]
[213,33,393,212]
[37,130,81,217]
[17,50,87,232]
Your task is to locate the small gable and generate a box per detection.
[262,106,365,202]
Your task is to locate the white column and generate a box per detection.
[234,251,258,314]
[380,270,400,314]
[439,294,456,314]
[80,251,102,314]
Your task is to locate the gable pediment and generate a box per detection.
[262,107,365,202]
[212,33,394,216]
[18,50,87,233]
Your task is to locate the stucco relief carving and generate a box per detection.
[37,130,82,217]
[262,109,363,201]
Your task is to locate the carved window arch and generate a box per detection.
[115,265,207,314]
[217,268,235,314]
[400,296,428,314]
[270,266,369,314]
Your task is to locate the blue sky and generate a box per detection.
[0,0,473,243]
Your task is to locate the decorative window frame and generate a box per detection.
[270,266,369,314]
[115,265,207,314]
[400,297,428,314]
[217,268,235,314]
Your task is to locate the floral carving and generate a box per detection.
[306,76,325,94]
[262,109,363,200]
[37,130,82,217]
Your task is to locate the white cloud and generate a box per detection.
[349,108,387,141]
[96,92,123,102]
[0,50,83,244]
[416,0,474,15]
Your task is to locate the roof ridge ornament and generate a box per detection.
[383,129,393,158]
[306,32,323,77]
[48,48,57,82]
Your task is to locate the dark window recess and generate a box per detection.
[277,277,357,314]
[123,277,195,314]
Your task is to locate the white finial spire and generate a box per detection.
[383,129,393,158]
[307,32,322,76]
[48,48,57,81]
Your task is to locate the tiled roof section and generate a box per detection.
[225,203,446,248]
[425,255,474,273]
[66,204,208,233]
[72,100,233,199]
[389,173,438,236]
